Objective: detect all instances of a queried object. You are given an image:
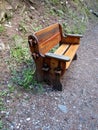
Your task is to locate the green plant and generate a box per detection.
[49,44,59,53]
[11,65,43,93]
[0,91,8,96]
[0,120,3,130]
[0,98,5,111]
[50,0,59,4]
[50,9,56,15]
[0,25,5,33]
[9,34,43,93]
[57,9,64,16]
[10,35,30,63]
[18,21,28,33]
[62,23,72,34]
[8,84,15,93]
[31,24,42,32]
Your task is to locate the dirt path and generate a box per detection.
[0,23,98,129]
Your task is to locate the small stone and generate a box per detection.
[6,100,10,103]
[26,117,30,121]
[16,123,21,129]
[73,106,76,109]
[30,6,35,10]
[58,104,67,113]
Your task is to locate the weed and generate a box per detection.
[9,34,44,93]
[0,24,5,33]
[49,44,59,53]
[0,98,5,111]
[50,8,56,15]
[8,84,15,93]
[62,23,72,34]
[0,91,8,97]
[57,9,64,16]
[11,67,43,93]
[0,120,3,129]
[12,35,24,45]
[31,24,42,32]
[10,35,31,63]
[18,21,28,33]
[50,0,59,4]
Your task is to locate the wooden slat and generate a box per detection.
[35,23,61,44]
[64,44,79,69]
[39,32,61,55]
[62,36,80,44]
[54,44,70,55]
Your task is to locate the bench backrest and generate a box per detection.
[34,23,63,55]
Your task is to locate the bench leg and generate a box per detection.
[73,53,77,60]
[52,73,62,91]
[34,58,44,82]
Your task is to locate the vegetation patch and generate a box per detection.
[0,25,5,33]
[9,34,44,93]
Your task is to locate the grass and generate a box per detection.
[10,34,30,64]
[9,34,44,93]
[0,25,5,33]
[31,23,42,32]
[0,120,3,130]
[11,66,43,93]
[0,97,5,111]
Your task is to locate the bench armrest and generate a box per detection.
[45,53,70,62]
[65,33,83,38]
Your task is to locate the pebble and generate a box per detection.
[58,104,67,113]
[26,117,31,121]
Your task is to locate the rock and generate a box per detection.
[26,117,31,121]
[58,104,67,113]
[30,6,35,10]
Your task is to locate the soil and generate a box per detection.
[0,1,98,130]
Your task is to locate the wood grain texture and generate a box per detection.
[35,23,61,44]
[64,44,79,69]
[54,44,70,55]
[62,36,80,44]
[39,32,61,55]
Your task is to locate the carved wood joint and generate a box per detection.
[28,35,38,47]
[32,52,40,59]
[54,67,62,75]
[42,63,50,71]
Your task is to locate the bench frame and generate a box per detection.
[28,23,82,91]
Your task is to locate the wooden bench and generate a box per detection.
[28,23,82,91]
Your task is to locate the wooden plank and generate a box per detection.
[54,44,70,55]
[64,44,79,69]
[35,23,61,44]
[39,32,61,55]
[45,53,70,62]
[62,36,80,44]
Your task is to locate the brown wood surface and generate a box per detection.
[47,57,66,77]
[39,32,61,55]
[54,44,70,55]
[64,44,79,69]
[34,23,64,55]
[62,36,80,44]
[35,23,61,44]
